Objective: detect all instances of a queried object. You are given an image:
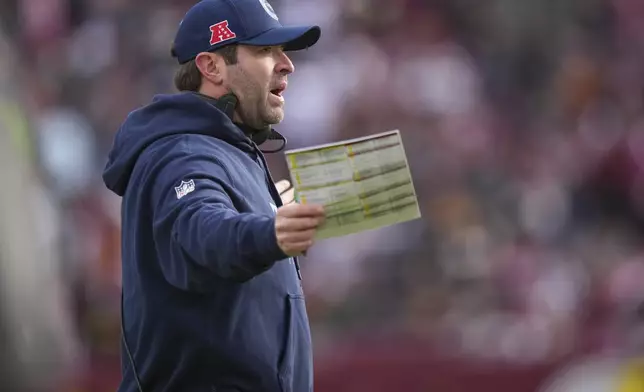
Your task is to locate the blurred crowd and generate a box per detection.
[1,0,644,390]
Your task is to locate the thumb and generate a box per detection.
[280,187,295,205]
[275,179,291,195]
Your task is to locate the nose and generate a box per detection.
[276,50,295,75]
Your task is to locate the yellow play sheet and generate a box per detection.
[285,130,421,239]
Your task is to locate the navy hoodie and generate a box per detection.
[102,92,313,392]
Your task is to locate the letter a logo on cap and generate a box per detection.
[209,20,236,45]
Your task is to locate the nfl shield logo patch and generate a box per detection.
[175,180,195,199]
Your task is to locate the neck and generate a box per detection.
[191,91,273,144]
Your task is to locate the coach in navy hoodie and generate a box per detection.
[102,1,324,391]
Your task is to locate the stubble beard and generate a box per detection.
[229,67,284,130]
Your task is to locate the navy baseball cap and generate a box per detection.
[172,0,321,64]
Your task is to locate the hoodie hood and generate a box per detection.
[103,92,261,196]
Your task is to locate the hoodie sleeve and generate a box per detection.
[149,147,288,288]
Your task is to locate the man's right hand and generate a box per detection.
[275,203,325,256]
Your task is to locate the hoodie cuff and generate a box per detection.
[255,216,290,265]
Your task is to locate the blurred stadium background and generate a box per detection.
[1,0,644,391]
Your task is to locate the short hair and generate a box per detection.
[172,44,238,92]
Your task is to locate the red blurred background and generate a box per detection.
[0,0,643,390]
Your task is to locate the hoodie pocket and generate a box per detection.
[278,294,313,392]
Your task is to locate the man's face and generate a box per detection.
[224,45,294,129]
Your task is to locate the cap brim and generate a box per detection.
[239,26,321,51]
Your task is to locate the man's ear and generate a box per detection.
[195,52,224,85]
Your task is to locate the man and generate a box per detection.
[102,0,325,390]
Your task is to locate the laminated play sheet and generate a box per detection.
[285,130,421,239]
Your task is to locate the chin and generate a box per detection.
[265,110,285,125]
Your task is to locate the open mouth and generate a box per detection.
[270,82,287,98]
